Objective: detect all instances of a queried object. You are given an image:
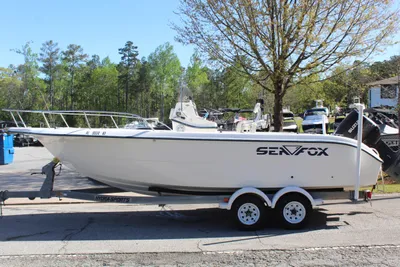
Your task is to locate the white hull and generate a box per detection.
[10,128,383,194]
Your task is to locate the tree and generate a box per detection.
[148,42,182,121]
[39,40,60,109]
[284,75,326,114]
[12,42,39,89]
[185,53,209,101]
[370,55,400,80]
[62,44,88,109]
[11,41,42,109]
[90,64,119,111]
[222,61,252,108]
[202,68,225,108]
[118,41,139,112]
[0,67,22,110]
[137,58,152,117]
[87,54,101,71]
[12,42,50,113]
[173,0,400,131]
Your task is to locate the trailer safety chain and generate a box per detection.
[369,190,373,207]
[365,186,374,207]
[55,162,63,176]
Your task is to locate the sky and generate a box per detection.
[0,0,195,68]
[1,0,399,69]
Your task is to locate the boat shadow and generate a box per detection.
[0,207,348,242]
[0,171,104,191]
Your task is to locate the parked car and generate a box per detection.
[301,108,329,134]
[282,111,298,132]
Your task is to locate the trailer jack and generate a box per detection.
[0,160,59,205]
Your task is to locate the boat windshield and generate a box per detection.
[176,85,201,117]
[124,118,171,130]
[283,113,294,119]
[305,108,327,116]
[177,85,194,102]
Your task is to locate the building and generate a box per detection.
[367,76,400,108]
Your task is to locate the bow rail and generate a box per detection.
[2,109,171,130]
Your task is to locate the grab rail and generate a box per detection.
[2,109,172,131]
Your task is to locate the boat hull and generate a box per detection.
[17,128,383,194]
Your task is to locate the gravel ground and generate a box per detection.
[1,246,400,267]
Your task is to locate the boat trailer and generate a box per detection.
[0,159,373,230]
[0,159,227,206]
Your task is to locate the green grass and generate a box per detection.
[361,184,400,193]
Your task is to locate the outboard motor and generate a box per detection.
[333,109,381,147]
[374,138,400,180]
[334,109,400,181]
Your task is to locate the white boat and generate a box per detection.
[5,109,382,195]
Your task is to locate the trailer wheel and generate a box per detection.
[232,195,266,230]
[276,194,311,230]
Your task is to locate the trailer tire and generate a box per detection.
[275,194,311,230]
[232,195,266,230]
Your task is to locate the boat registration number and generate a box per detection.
[86,131,107,135]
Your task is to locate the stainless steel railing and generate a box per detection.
[2,109,171,130]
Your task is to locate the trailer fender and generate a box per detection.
[219,187,272,210]
[271,187,316,208]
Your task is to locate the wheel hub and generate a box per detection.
[237,203,260,226]
[290,208,297,216]
[283,201,306,224]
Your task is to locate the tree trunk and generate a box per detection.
[161,90,165,122]
[125,79,129,112]
[147,89,150,118]
[117,81,121,125]
[70,73,74,110]
[140,91,143,116]
[273,83,284,132]
[117,82,120,110]
[50,65,53,110]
